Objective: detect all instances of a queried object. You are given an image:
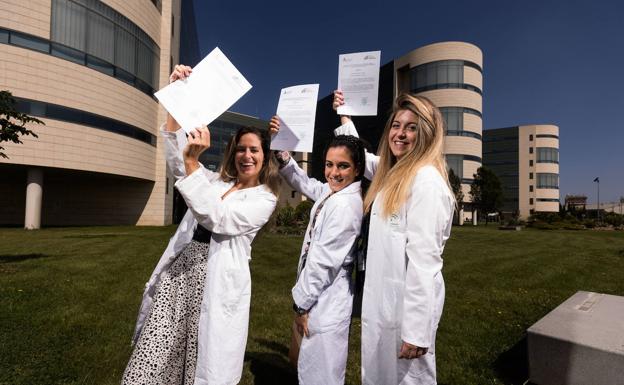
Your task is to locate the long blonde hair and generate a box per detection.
[363,93,451,216]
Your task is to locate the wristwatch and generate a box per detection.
[292,302,308,315]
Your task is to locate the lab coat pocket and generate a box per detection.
[219,251,251,318]
[380,278,404,329]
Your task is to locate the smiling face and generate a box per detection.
[324,146,358,192]
[234,133,264,184]
[388,109,419,160]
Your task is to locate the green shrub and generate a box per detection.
[276,204,296,227]
[294,200,314,224]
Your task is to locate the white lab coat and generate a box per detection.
[335,122,454,384]
[279,157,362,385]
[131,128,277,385]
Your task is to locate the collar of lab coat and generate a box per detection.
[323,180,361,199]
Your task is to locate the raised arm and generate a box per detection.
[269,115,327,201]
[333,90,379,180]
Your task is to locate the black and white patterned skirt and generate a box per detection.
[122,240,209,385]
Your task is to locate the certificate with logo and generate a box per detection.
[337,50,381,116]
[271,84,319,153]
[155,47,252,134]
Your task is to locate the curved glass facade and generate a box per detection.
[537,147,559,163]
[50,0,160,93]
[537,173,559,189]
[16,97,156,146]
[440,107,482,140]
[410,60,482,94]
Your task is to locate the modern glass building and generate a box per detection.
[0,0,182,227]
[483,125,560,219]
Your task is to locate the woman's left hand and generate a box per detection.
[398,341,428,359]
[183,126,210,174]
[294,313,309,337]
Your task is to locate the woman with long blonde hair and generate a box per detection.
[334,91,455,384]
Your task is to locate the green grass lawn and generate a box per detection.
[0,225,623,384]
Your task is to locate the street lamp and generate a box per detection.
[593,177,600,222]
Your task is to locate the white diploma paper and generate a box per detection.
[270,84,319,153]
[337,50,381,116]
[154,47,252,133]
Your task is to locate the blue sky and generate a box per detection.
[192,0,624,204]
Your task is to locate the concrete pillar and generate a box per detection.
[472,209,478,226]
[459,208,465,226]
[24,168,43,230]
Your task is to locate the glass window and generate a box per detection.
[50,0,160,90]
[537,173,559,189]
[537,147,559,163]
[529,134,533,141]
[529,147,533,154]
[530,173,533,179]
[530,198,534,205]
[51,42,85,65]
[114,27,136,73]
[0,29,9,44]
[529,185,534,192]
[446,154,463,179]
[51,0,87,51]
[10,32,49,53]
[86,55,114,76]
[529,159,533,166]
[86,9,114,63]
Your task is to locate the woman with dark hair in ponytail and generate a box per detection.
[269,116,365,385]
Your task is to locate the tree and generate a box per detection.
[0,90,43,159]
[469,166,504,224]
[448,168,464,224]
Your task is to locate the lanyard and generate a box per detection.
[297,191,335,278]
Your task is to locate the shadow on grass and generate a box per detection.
[245,338,297,384]
[0,253,49,263]
[493,336,533,385]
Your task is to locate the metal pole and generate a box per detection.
[597,180,600,222]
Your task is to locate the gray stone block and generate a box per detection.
[527,291,624,385]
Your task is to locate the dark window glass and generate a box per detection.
[51,42,85,65]
[15,97,155,146]
[537,173,559,189]
[115,67,135,85]
[530,198,534,205]
[536,134,559,139]
[537,147,559,163]
[529,160,533,166]
[0,29,9,44]
[446,154,463,179]
[529,185,534,192]
[529,147,533,154]
[86,54,114,76]
[530,173,534,179]
[10,32,49,53]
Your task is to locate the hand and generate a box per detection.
[294,312,309,337]
[398,341,428,360]
[333,90,345,111]
[268,115,280,136]
[183,126,210,174]
[169,64,193,83]
[165,64,193,131]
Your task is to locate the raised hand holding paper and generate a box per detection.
[270,84,319,153]
[154,47,252,134]
[337,50,381,116]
